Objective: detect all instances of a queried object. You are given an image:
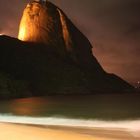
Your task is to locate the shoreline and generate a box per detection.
[0,122,139,140]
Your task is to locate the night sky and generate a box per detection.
[0,0,140,83]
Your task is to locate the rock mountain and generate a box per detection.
[0,1,133,98]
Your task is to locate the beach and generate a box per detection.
[0,95,140,140]
[0,123,139,140]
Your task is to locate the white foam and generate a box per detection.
[0,114,140,137]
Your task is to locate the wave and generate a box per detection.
[0,114,140,137]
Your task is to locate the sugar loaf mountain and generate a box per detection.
[0,0,134,99]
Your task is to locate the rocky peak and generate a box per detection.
[18,1,103,68]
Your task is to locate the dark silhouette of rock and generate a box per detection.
[0,35,134,97]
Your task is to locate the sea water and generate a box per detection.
[0,94,140,137]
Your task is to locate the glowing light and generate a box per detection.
[0,33,3,36]
[18,26,26,41]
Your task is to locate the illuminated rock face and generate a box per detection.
[18,1,64,48]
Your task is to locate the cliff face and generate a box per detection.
[18,1,66,59]
[18,1,64,48]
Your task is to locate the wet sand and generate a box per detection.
[0,123,139,140]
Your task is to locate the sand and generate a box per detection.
[0,123,139,140]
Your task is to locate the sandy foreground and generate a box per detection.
[0,123,139,140]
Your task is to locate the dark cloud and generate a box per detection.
[0,0,139,83]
